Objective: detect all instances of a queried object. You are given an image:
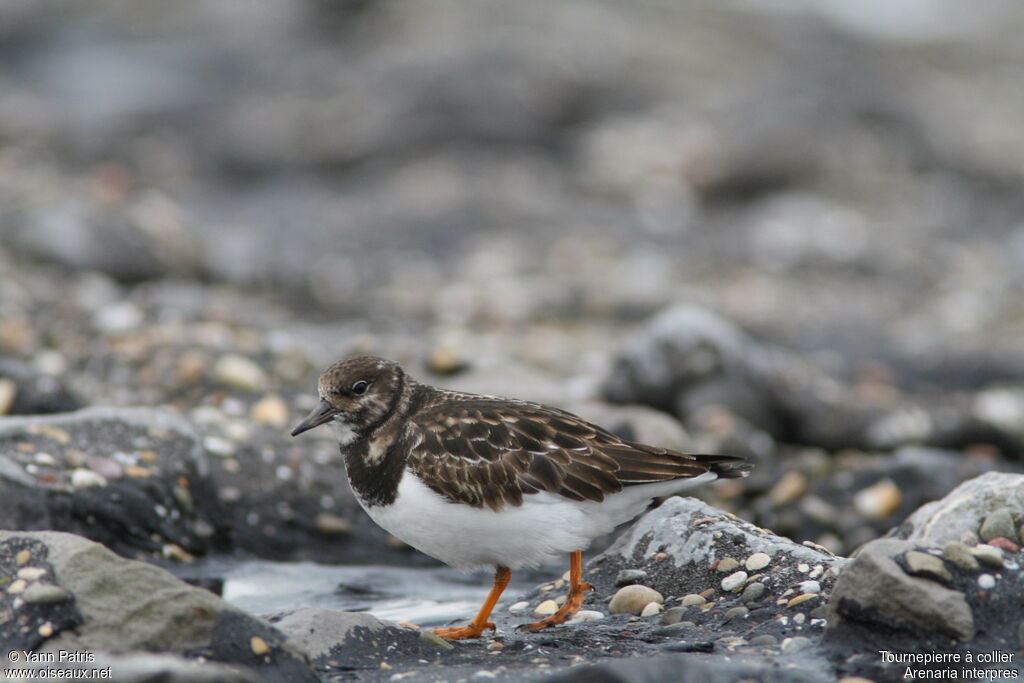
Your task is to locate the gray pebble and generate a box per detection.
[723,606,749,622]
[21,584,71,604]
[809,605,829,619]
[972,544,1005,568]
[942,541,980,572]
[420,630,455,650]
[661,606,687,626]
[615,569,648,587]
[741,582,766,603]
[980,509,1018,544]
[749,634,778,647]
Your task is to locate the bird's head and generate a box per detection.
[290,356,406,443]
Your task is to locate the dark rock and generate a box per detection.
[0,358,83,415]
[615,568,649,587]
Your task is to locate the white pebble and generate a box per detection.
[16,567,46,581]
[808,565,824,578]
[796,580,821,594]
[71,468,107,489]
[797,563,810,573]
[508,601,529,613]
[203,436,236,457]
[745,552,771,571]
[568,610,604,623]
[721,571,748,592]
[793,613,806,625]
[534,600,559,616]
[214,354,266,391]
[978,574,996,589]
[640,602,663,617]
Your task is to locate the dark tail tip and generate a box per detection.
[696,454,752,479]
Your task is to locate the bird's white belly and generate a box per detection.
[356,471,716,571]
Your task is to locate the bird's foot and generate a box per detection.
[520,582,592,632]
[432,621,495,641]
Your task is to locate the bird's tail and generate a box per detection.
[694,453,752,479]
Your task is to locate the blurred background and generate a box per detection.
[2,0,1024,564]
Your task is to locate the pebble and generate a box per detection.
[314,512,352,535]
[721,570,747,592]
[741,582,766,603]
[640,602,663,617]
[699,588,716,599]
[679,594,706,606]
[796,580,822,594]
[745,552,771,571]
[38,623,53,638]
[250,395,289,428]
[203,436,236,457]
[0,378,16,415]
[797,563,810,573]
[852,478,902,520]
[615,569,648,586]
[214,354,266,391]
[420,631,454,650]
[903,551,951,582]
[769,470,807,504]
[942,541,980,571]
[568,610,604,623]
[715,557,740,572]
[787,593,818,608]
[781,636,812,653]
[749,634,778,647]
[960,530,980,547]
[93,301,143,333]
[971,544,1005,568]
[723,606,748,622]
[21,584,70,604]
[17,567,47,581]
[534,600,559,616]
[661,606,687,625]
[508,601,529,613]
[70,468,107,489]
[987,537,1019,554]
[978,574,995,589]
[15,550,31,566]
[249,636,270,656]
[793,613,806,625]
[609,585,663,615]
[979,509,1018,543]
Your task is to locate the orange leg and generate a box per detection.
[433,566,512,640]
[522,550,592,632]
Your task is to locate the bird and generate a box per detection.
[290,356,750,640]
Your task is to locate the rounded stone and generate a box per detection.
[568,610,604,623]
[249,636,270,656]
[987,537,1019,553]
[978,574,996,590]
[609,585,663,615]
[796,580,822,594]
[741,582,766,603]
[508,601,529,613]
[614,569,648,587]
[781,636,812,653]
[21,584,71,604]
[723,606,749,622]
[852,479,902,520]
[744,552,771,572]
[971,544,1005,568]
[942,541,980,571]
[715,557,740,573]
[679,594,706,606]
[214,354,267,392]
[250,395,289,428]
[904,551,952,582]
[661,606,686,625]
[787,593,818,608]
[749,634,778,647]
[640,601,663,617]
[70,468,107,489]
[721,571,748,592]
[980,509,1018,544]
[534,599,559,616]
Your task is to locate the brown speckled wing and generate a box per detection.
[406,397,745,511]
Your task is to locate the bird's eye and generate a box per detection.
[351,380,370,395]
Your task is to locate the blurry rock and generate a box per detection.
[0,358,83,415]
[889,472,1024,547]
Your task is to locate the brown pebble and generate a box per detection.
[769,471,807,505]
[787,593,818,608]
[315,512,353,535]
[250,636,270,656]
[15,550,31,566]
[699,588,716,599]
[987,537,1020,553]
[124,465,151,478]
[715,558,740,573]
[38,623,54,638]
[653,552,669,562]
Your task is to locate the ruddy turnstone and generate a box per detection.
[291,356,750,640]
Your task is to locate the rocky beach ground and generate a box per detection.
[2,1,1024,682]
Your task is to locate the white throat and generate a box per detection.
[331,418,359,447]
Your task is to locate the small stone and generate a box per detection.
[214,354,267,391]
[17,567,46,581]
[793,613,806,625]
[979,509,1018,544]
[487,641,503,651]
[315,512,352,535]
[942,541,980,571]
[203,436,236,457]
[250,636,270,656]
[679,594,706,606]
[960,530,979,547]
[8,579,27,594]
[70,468,106,489]
[124,465,151,478]
[38,623,53,638]
[615,569,648,586]
[508,601,529,613]
[971,544,1005,568]
[699,588,716,599]
[853,479,902,520]
[661,606,687,625]
[568,610,604,623]
[987,537,1019,553]
[21,584,70,604]
[534,600,559,616]
[904,551,952,582]
[787,593,818,608]
[420,631,455,650]
[715,557,740,572]
[797,563,810,573]
[0,378,16,415]
[640,602,663,617]
[700,601,716,611]
[161,544,195,562]
[609,585,664,615]
[781,636,812,653]
[15,550,31,566]
[796,580,822,594]
[745,553,771,571]
[741,582,766,603]
[749,634,778,647]
[251,395,289,428]
[978,574,995,589]
[721,571,747,592]
[769,470,807,504]
[723,606,748,622]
